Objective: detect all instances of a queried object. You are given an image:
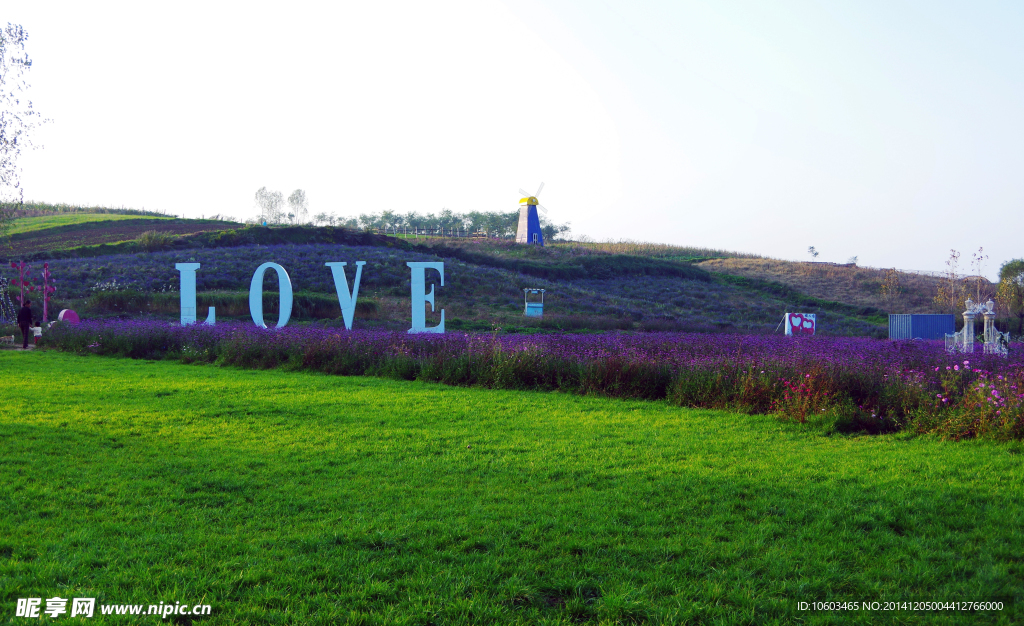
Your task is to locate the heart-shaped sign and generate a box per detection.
[788,313,815,335]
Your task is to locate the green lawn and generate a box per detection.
[1,352,1021,625]
[6,214,171,235]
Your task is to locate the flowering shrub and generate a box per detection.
[40,320,1024,439]
[916,366,1024,440]
[775,373,834,423]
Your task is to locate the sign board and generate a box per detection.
[175,261,444,333]
[784,313,816,336]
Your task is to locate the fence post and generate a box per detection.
[963,302,976,353]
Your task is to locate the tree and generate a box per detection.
[379,210,398,234]
[969,246,992,302]
[488,211,519,238]
[880,268,902,311]
[311,211,333,226]
[463,211,488,234]
[934,249,967,315]
[287,189,308,224]
[1,24,47,241]
[437,208,457,230]
[807,246,819,260]
[254,187,284,224]
[540,217,572,242]
[997,259,1024,334]
[402,211,424,232]
[357,212,383,230]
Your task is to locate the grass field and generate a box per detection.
[7,214,172,236]
[1,351,1022,624]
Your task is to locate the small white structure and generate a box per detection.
[523,288,546,317]
[981,299,1010,356]
[945,299,1010,356]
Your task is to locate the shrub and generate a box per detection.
[137,230,176,252]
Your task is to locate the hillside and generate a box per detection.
[4,217,240,256]
[7,213,173,236]
[698,258,951,313]
[2,214,985,337]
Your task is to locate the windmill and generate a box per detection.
[516,182,548,245]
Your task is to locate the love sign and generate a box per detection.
[175,261,444,334]
[784,313,816,336]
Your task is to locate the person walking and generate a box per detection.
[17,299,33,349]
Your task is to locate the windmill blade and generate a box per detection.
[518,188,531,199]
[537,204,549,215]
[535,182,545,197]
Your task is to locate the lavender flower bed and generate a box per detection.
[44,320,1024,440]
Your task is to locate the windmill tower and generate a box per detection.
[516,182,549,246]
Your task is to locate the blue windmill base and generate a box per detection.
[515,204,544,246]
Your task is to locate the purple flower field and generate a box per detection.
[44,320,1024,440]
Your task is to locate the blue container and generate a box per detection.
[888,314,955,340]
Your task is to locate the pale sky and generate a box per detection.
[6,1,1023,278]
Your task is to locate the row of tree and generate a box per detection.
[315,209,572,242]
[252,188,573,241]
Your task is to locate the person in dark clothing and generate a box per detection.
[17,299,33,349]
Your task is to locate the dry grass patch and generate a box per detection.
[698,258,961,313]
[553,239,756,260]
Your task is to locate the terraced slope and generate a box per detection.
[5,217,240,255]
[7,213,175,235]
